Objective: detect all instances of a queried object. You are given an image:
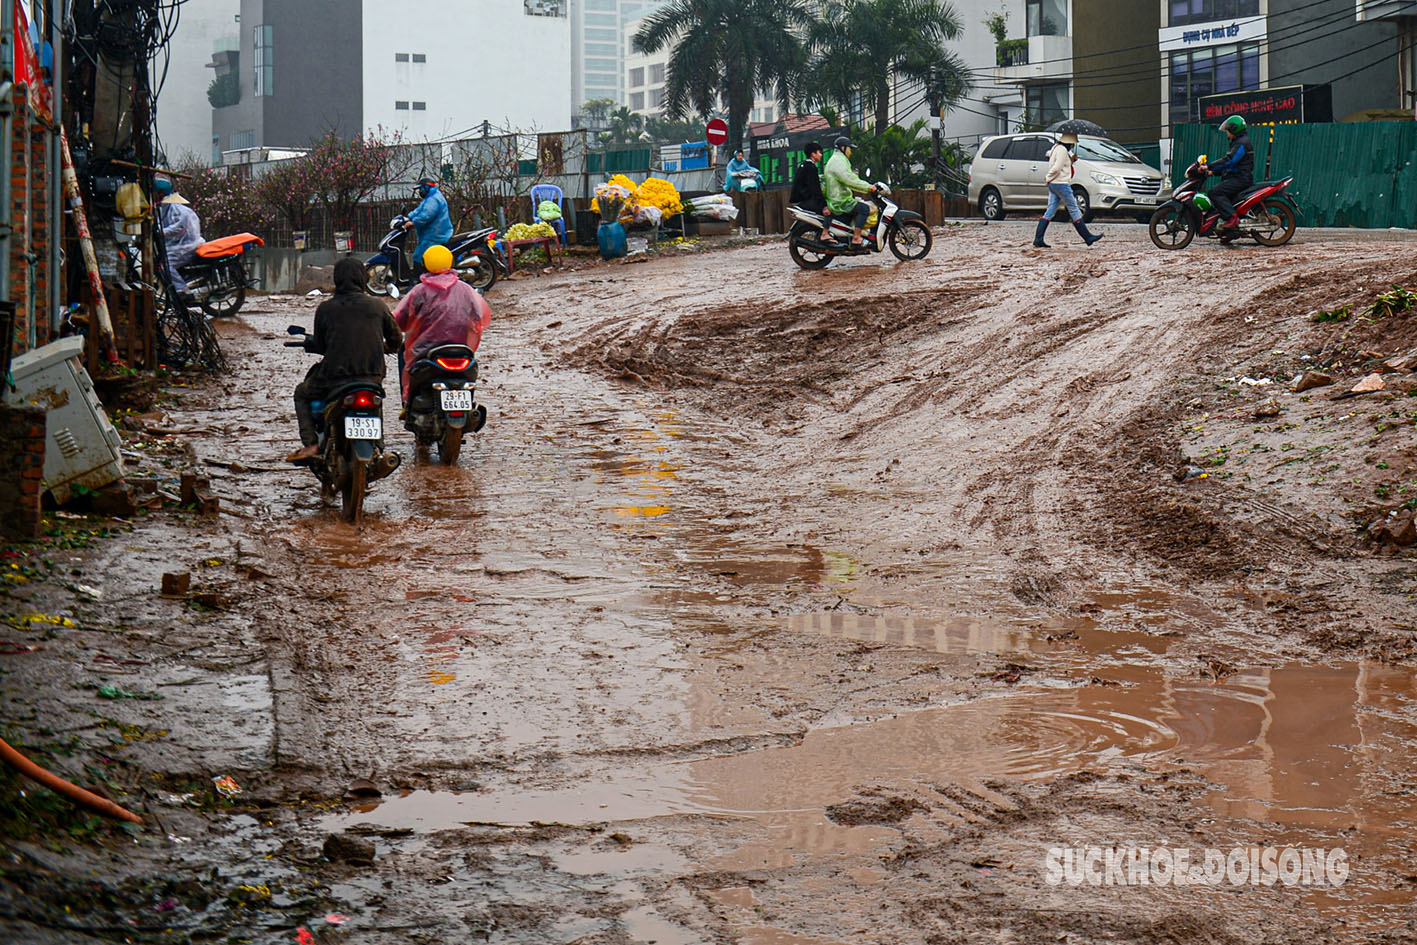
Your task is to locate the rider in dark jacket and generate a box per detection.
[1208,115,1254,229]
[288,257,402,462]
[790,141,835,242]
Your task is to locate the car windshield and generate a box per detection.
[1073,137,1142,164]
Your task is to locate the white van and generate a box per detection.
[967,133,1171,222]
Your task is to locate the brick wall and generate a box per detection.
[0,403,47,540]
[7,91,56,359]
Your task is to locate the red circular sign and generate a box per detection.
[705,119,729,146]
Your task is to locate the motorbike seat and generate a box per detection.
[195,233,265,258]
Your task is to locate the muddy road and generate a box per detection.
[4,223,1417,944]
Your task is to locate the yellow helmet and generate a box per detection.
[422,245,453,273]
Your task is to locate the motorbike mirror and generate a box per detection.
[286,324,305,335]
[388,284,400,300]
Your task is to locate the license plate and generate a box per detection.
[1136,195,1158,204]
[440,390,473,411]
[344,416,382,439]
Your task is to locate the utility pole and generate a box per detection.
[930,97,943,191]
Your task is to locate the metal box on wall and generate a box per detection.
[4,336,125,503]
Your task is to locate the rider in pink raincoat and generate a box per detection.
[391,245,490,404]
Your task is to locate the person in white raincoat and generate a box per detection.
[156,178,204,293]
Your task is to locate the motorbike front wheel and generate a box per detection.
[366,263,393,296]
[201,284,245,318]
[788,233,833,270]
[1149,205,1195,250]
[1250,199,1297,247]
[888,220,932,261]
[457,256,497,292]
[341,458,367,525]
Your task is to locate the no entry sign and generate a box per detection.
[705,119,729,146]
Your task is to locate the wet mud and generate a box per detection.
[3,224,1417,943]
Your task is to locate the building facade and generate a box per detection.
[212,0,571,160]
[571,0,663,124]
[153,0,239,164]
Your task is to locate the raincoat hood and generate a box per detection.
[333,257,369,295]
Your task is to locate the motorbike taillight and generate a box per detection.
[344,390,380,409]
[435,356,472,371]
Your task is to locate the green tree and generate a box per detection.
[632,0,809,153]
[849,119,938,187]
[644,114,707,145]
[805,0,971,135]
[602,107,645,147]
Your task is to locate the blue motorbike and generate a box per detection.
[365,213,506,297]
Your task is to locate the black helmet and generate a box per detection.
[418,175,439,186]
[834,136,853,150]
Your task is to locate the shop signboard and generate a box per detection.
[747,127,846,190]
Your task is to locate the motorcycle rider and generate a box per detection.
[155,178,204,295]
[725,149,755,192]
[823,136,877,249]
[392,245,491,408]
[1207,115,1253,230]
[287,257,402,463]
[403,175,453,273]
[789,141,835,243]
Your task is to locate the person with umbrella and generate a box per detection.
[1033,120,1103,249]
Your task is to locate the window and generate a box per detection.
[630,91,645,110]
[1168,42,1259,126]
[585,42,618,56]
[229,129,255,150]
[1025,83,1068,126]
[412,53,426,63]
[649,87,665,108]
[585,27,617,40]
[584,11,617,23]
[412,101,426,110]
[395,52,409,62]
[629,67,645,87]
[980,138,1010,160]
[395,100,410,110]
[585,57,618,70]
[252,24,273,96]
[586,0,616,9]
[649,63,665,83]
[1168,0,1259,27]
[1026,0,1066,36]
[1004,136,1049,161]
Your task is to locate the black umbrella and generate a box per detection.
[1048,118,1107,137]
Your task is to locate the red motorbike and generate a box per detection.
[1148,156,1299,250]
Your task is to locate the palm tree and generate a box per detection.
[632,0,810,153]
[603,107,645,147]
[805,0,972,135]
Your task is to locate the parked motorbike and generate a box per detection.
[786,183,933,269]
[1148,156,1299,250]
[170,233,264,316]
[403,344,488,465]
[366,214,506,297]
[284,326,401,523]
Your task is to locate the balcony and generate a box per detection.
[1355,0,1417,19]
[995,34,1073,85]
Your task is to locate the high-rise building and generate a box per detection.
[570,0,665,124]
[210,0,571,161]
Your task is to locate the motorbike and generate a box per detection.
[366,213,506,297]
[786,183,933,269]
[1148,156,1299,250]
[731,166,762,193]
[155,233,264,317]
[403,343,488,465]
[284,326,402,523]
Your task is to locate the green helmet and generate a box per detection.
[1192,193,1212,212]
[1220,115,1246,134]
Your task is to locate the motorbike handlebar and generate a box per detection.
[283,340,308,348]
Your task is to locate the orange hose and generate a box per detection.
[0,737,143,825]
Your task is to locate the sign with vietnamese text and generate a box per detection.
[1199,86,1305,126]
[1158,14,1265,52]
[747,127,846,190]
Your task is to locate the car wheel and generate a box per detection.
[979,188,1005,221]
[1072,186,1094,224]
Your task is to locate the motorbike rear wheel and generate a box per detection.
[888,220,932,261]
[366,263,393,296]
[341,459,367,525]
[458,256,497,292]
[1148,205,1194,250]
[788,233,832,270]
[1250,199,1297,247]
[201,284,245,318]
[438,426,463,466]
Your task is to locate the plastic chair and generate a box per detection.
[529,183,566,245]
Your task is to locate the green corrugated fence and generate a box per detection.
[1173,122,1417,229]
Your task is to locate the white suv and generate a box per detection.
[968,133,1171,222]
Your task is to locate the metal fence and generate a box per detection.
[1173,121,1417,229]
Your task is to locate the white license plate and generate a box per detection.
[1136,195,1158,204]
[440,390,473,411]
[344,416,382,439]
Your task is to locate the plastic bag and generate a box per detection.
[116,182,149,222]
[633,205,663,226]
[537,199,563,222]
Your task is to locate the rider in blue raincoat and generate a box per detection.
[403,175,453,271]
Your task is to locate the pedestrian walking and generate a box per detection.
[1033,132,1103,248]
